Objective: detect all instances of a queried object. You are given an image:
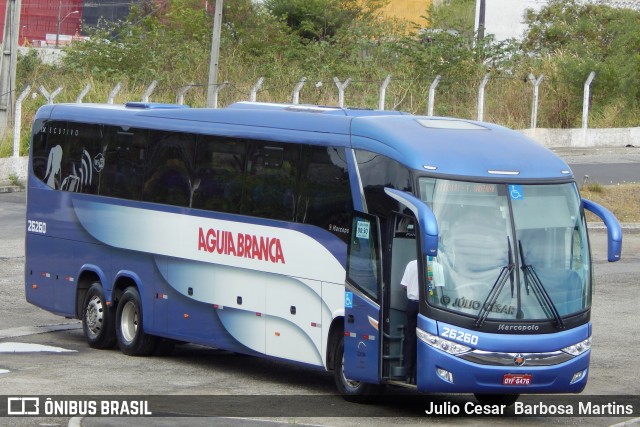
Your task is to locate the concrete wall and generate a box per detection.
[2,127,638,184]
[520,127,640,148]
[18,47,65,65]
[0,156,29,183]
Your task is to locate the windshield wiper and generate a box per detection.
[474,237,515,328]
[518,240,565,329]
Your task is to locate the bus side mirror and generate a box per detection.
[583,198,622,262]
[384,188,439,257]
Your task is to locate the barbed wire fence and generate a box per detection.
[8,71,601,165]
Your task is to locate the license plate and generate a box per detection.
[502,374,532,385]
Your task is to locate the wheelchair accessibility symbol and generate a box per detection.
[345,292,353,308]
[509,185,524,200]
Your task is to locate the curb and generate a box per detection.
[0,185,24,193]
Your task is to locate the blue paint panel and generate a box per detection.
[350,116,573,180]
[25,234,56,312]
[425,318,590,353]
[343,292,380,384]
[25,233,79,317]
[417,342,589,393]
[583,198,622,262]
[415,316,591,393]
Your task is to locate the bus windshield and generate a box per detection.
[418,178,591,323]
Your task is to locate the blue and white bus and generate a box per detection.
[25,101,622,405]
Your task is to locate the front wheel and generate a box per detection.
[333,335,383,403]
[82,283,116,349]
[115,287,157,356]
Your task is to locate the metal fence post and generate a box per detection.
[291,77,307,105]
[378,74,392,111]
[107,83,122,104]
[176,83,194,105]
[142,80,158,102]
[13,85,30,165]
[211,81,228,109]
[250,77,265,102]
[528,73,544,129]
[76,83,92,103]
[39,85,63,104]
[477,74,490,122]
[333,77,351,108]
[582,71,596,146]
[582,71,596,130]
[427,75,441,116]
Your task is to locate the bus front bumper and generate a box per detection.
[416,342,590,394]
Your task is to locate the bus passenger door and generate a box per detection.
[343,212,382,384]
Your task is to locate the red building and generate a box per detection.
[0,0,83,46]
[0,0,132,47]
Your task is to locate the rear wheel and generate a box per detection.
[82,283,116,349]
[333,335,383,403]
[115,287,157,356]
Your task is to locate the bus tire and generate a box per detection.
[115,287,157,356]
[474,393,520,407]
[333,335,383,403]
[81,283,116,349]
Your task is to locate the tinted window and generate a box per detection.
[33,121,102,194]
[347,213,381,300]
[32,120,356,238]
[298,146,352,242]
[192,136,247,213]
[66,123,103,195]
[242,141,300,221]
[356,150,412,219]
[99,126,147,200]
[143,131,196,207]
[32,121,63,188]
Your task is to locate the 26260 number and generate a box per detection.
[27,220,47,234]
[441,326,479,345]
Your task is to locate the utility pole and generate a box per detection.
[206,0,223,108]
[0,0,22,135]
[476,0,486,43]
[56,0,61,48]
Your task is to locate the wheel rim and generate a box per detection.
[120,300,139,344]
[85,295,104,339]
[341,354,361,390]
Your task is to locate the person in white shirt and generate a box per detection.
[400,259,419,384]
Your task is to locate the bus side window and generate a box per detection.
[35,121,67,190]
[142,131,196,207]
[297,146,352,242]
[64,123,103,194]
[241,142,300,221]
[99,127,147,201]
[355,149,413,219]
[192,136,246,213]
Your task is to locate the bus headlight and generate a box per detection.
[561,336,592,356]
[417,328,472,356]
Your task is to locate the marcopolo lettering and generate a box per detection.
[198,227,285,264]
[498,324,540,332]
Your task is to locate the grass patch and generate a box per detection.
[581,183,640,223]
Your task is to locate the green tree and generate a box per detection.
[427,0,476,40]
[522,0,640,126]
[264,0,387,41]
